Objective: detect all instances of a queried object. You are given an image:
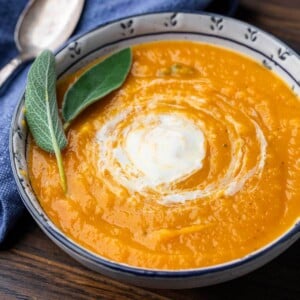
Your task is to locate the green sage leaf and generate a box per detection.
[62,48,132,124]
[25,50,67,192]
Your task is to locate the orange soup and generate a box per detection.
[28,41,300,269]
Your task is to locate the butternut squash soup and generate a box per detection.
[28,41,300,269]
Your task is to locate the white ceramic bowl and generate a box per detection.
[10,12,300,289]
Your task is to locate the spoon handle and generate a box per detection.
[0,56,23,90]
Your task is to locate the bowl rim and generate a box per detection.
[10,10,300,277]
[54,10,300,83]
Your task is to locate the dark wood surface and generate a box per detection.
[1,1,300,299]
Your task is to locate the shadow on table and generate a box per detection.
[0,212,35,250]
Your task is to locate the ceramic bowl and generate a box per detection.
[10,12,300,289]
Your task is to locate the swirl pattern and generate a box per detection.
[96,78,267,205]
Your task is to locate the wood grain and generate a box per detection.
[1,225,299,299]
[1,1,300,299]
[237,0,300,52]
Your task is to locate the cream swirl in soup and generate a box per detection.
[95,78,268,205]
[28,41,300,270]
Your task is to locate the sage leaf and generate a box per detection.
[62,48,132,124]
[25,50,68,192]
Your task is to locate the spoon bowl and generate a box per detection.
[0,0,84,89]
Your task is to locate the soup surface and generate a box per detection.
[28,41,300,269]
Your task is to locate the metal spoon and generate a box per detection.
[0,0,85,90]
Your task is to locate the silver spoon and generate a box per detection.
[0,0,85,90]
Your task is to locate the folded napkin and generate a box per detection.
[0,0,237,247]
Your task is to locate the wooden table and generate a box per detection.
[1,0,300,299]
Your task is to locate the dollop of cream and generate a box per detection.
[124,114,206,185]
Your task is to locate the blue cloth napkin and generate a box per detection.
[0,0,237,247]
